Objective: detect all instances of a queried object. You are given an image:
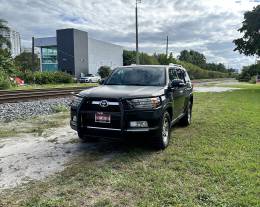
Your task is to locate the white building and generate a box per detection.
[35,28,123,78]
[0,29,21,57]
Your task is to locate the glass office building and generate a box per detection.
[41,46,58,71]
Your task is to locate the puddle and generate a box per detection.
[0,126,92,190]
[194,86,240,92]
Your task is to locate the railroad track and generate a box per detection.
[0,86,93,104]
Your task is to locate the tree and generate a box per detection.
[153,52,177,65]
[123,50,160,65]
[178,50,206,68]
[98,66,112,78]
[123,50,136,66]
[14,52,40,72]
[233,5,260,56]
[140,52,159,65]
[0,49,16,89]
[0,19,11,49]
[238,63,260,82]
[0,49,17,75]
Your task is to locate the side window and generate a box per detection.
[176,69,185,82]
[169,68,178,81]
[184,71,191,82]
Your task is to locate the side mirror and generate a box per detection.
[170,79,185,88]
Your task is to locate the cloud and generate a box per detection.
[0,0,259,69]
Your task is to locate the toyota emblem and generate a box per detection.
[100,100,109,107]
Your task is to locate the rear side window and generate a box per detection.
[169,68,179,81]
[184,71,191,82]
[176,69,185,82]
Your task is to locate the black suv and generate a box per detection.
[70,64,193,149]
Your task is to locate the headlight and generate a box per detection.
[128,97,161,109]
[71,95,83,107]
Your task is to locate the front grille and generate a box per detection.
[81,98,121,112]
[80,98,123,130]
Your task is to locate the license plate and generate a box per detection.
[95,112,111,123]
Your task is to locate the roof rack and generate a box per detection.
[169,63,183,67]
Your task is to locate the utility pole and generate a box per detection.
[166,35,169,57]
[135,0,141,64]
[32,36,35,72]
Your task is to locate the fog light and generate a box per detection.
[130,121,148,128]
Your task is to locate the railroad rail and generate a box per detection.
[0,86,93,104]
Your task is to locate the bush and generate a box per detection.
[98,66,112,78]
[177,61,229,79]
[249,76,257,84]
[238,64,260,82]
[122,50,230,79]
[16,71,73,85]
[0,70,11,89]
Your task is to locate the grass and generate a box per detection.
[8,82,98,91]
[0,112,69,138]
[219,82,260,89]
[0,87,259,206]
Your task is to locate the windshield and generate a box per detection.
[105,67,166,86]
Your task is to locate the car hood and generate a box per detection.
[79,85,165,99]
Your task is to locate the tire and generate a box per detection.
[153,111,171,150]
[179,101,192,126]
[78,131,98,143]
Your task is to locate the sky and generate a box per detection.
[0,0,259,69]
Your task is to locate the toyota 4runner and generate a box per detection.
[70,64,193,149]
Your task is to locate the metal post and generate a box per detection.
[166,35,169,57]
[135,0,140,65]
[32,36,35,72]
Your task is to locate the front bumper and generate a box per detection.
[70,105,162,138]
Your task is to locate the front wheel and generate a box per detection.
[153,111,171,150]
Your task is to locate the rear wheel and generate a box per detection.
[179,101,192,126]
[153,111,171,150]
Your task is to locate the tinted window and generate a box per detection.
[169,68,179,81]
[184,71,191,82]
[105,67,166,86]
[177,69,186,82]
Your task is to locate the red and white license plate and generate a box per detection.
[95,112,111,123]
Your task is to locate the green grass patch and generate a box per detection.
[220,82,260,89]
[0,89,259,206]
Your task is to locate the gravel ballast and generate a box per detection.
[0,98,72,122]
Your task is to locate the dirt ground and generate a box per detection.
[0,125,92,190]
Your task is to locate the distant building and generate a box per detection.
[34,28,123,78]
[0,28,21,57]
